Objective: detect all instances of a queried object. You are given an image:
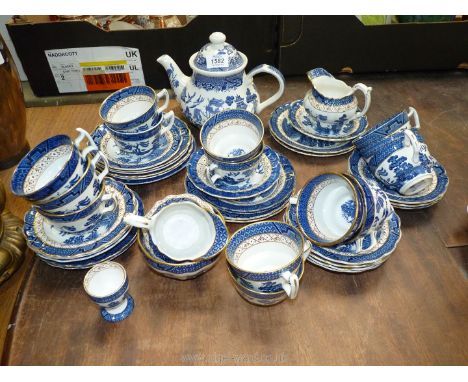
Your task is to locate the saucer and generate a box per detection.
[24,178,140,258]
[91,117,190,171]
[185,154,295,215]
[289,100,368,142]
[269,103,354,156]
[101,295,135,323]
[186,146,281,199]
[348,150,449,207]
[219,198,289,223]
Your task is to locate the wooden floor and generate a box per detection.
[0,72,467,365]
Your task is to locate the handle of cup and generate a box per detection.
[302,240,312,261]
[352,83,372,120]
[158,111,175,137]
[289,195,298,205]
[280,271,300,300]
[403,129,424,164]
[355,231,378,252]
[407,107,420,130]
[100,193,117,214]
[91,151,109,182]
[156,88,170,113]
[75,128,98,156]
[247,64,285,113]
[123,214,151,229]
[206,163,222,184]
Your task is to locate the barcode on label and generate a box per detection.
[83,72,131,91]
[105,64,125,71]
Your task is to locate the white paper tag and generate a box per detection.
[44,46,145,93]
[0,51,4,65]
[206,53,229,69]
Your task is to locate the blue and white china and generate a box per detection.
[36,152,109,214]
[187,146,281,199]
[125,196,219,262]
[348,150,448,208]
[107,111,175,156]
[228,260,305,306]
[83,261,134,322]
[91,118,191,171]
[11,128,98,202]
[99,85,169,132]
[353,107,420,159]
[365,129,435,196]
[200,109,264,162]
[23,178,140,258]
[206,144,264,186]
[289,100,368,142]
[226,221,310,299]
[157,31,285,127]
[186,153,295,215]
[295,173,365,246]
[303,67,372,128]
[269,103,354,156]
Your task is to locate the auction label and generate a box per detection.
[45,47,145,93]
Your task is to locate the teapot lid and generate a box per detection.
[192,32,245,73]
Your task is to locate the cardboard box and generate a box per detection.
[279,16,468,75]
[6,15,278,97]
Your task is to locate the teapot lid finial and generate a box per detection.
[192,31,245,73]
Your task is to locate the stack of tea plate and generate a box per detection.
[284,173,402,273]
[349,108,449,210]
[133,194,229,280]
[269,68,372,157]
[11,130,143,269]
[184,109,295,223]
[90,85,195,186]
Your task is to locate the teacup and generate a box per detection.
[107,111,175,156]
[295,173,365,246]
[11,128,98,202]
[205,144,264,186]
[354,107,420,159]
[365,129,434,195]
[200,109,264,163]
[125,199,217,262]
[226,221,310,299]
[42,185,116,233]
[99,85,169,132]
[36,152,109,214]
[83,261,134,323]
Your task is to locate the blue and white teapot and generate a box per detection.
[157,32,285,127]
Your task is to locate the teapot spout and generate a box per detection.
[156,54,189,100]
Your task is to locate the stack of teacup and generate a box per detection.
[285,172,402,273]
[349,107,448,209]
[11,128,142,269]
[226,221,310,306]
[185,109,295,223]
[90,85,195,186]
[268,67,372,157]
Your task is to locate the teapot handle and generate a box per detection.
[247,64,285,113]
[352,83,372,120]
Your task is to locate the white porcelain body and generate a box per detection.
[303,68,372,127]
[125,201,216,262]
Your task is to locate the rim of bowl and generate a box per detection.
[225,220,306,275]
[199,108,265,162]
[296,172,361,247]
[342,173,370,239]
[99,85,158,126]
[83,261,127,299]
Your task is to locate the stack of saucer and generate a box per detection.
[285,173,402,273]
[350,108,449,209]
[269,68,372,157]
[132,194,228,280]
[91,85,195,186]
[184,109,295,223]
[11,130,143,269]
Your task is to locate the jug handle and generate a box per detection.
[247,64,285,113]
[352,83,372,120]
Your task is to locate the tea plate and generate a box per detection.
[24,178,141,258]
[185,154,295,214]
[269,103,354,156]
[91,117,190,171]
[348,150,448,206]
[289,100,368,142]
[186,146,281,199]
